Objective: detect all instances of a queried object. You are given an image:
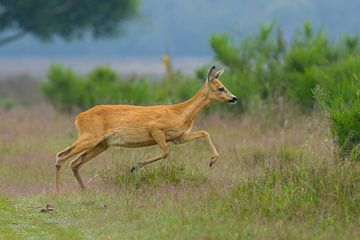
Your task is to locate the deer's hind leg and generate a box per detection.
[55,137,102,193]
[70,140,108,190]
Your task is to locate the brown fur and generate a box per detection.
[54,66,237,193]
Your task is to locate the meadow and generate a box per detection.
[1,21,360,239]
[1,103,360,239]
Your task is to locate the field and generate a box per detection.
[1,104,360,239]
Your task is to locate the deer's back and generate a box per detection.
[74,104,183,143]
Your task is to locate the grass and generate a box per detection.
[102,161,208,189]
[1,105,360,239]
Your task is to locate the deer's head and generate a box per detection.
[206,66,238,104]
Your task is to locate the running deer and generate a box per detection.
[55,66,238,193]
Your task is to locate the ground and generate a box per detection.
[1,105,359,239]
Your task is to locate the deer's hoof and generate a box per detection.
[209,156,219,167]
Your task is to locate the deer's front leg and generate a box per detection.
[174,131,219,167]
[131,130,169,172]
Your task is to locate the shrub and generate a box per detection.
[41,65,81,112]
[41,65,201,113]
[210,22,285,110]
[209,21,360,111]
[314,81,360,160]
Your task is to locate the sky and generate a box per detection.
[0,0,359,58]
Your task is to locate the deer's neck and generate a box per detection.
[176,86,212,122]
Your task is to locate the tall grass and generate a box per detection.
[233,160,360,221]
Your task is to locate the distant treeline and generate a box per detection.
[41,64,202,113]
[42,22,359,112]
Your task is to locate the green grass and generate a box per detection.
[233,161,360,221]
[2,160,360,239]
[102,161,208,189]
[0,195,82,239]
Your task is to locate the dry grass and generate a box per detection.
[1,104,359,239]
[0,105,330,195]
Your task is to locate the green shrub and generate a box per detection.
[210,22,284,111]
[77,66,121,107]
[41,65,81,112]
[209,21,360,111]
[314,82,360,159]
[42,21,360,114]
[41,65,201,113]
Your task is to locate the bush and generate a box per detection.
[209,21,360,111]
[210,22,285,111]
[41,65,201,113]
[41,65,81,112]
[314,82,360,160]
[42,21,360,114]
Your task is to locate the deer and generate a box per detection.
[55,66,238,193]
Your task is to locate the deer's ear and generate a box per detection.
[207,66,218,81]
[216,69,224,78]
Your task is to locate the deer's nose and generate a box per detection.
[229,96,238,104]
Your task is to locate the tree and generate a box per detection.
[0,0,139,46]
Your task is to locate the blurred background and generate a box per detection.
[1,0,360,76]
[0,0,360,129]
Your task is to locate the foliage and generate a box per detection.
[210,22,285,109]
[41,64,202,113]
[314,82,360,160]
[0,0,139,46]
[209,21,360,111]
[41,65,80,112]
[41,20,360,120]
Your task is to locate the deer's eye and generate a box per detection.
[218,87,225,92]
